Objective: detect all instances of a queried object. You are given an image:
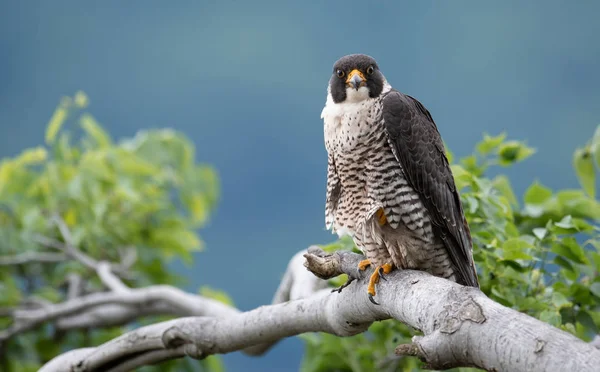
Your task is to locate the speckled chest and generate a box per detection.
[323,97,385,155]
[322,92,424,233]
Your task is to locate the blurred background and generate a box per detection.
[1,1,599,370]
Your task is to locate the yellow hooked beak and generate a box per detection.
[346,69,366,90]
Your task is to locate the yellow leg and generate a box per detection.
[376,208,387,226]
[367,270,380,297]
[367,263,394,304]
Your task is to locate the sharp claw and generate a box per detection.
[378,267,387,281]
[368,293,379,305]
[331,277,355,294]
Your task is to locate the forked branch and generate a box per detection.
[38,247,600,372]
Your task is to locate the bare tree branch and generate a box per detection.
[66,273,83,300]
[37,247,600,372]
[0,251,67,265]
[96,262,129,293]
[0,249,318,351]
[0,284,235,342]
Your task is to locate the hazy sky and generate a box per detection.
[1,1,599,370]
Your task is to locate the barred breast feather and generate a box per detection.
[322,84,479,287]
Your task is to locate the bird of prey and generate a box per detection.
[321,54,479,304]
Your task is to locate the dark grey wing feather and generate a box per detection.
[382,90,479,287]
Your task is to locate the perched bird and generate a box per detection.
[321,54,479,304]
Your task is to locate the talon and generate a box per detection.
[378,267,387,281]
[331,277,355,294]
[367,269,380,304]
[369,293,379,305]
[366,263,394,306]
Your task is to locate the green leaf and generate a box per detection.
[590,125,600,168]
[501,260,526,272]
[46,106,68,145]
[14,147,47,166]
[576,311,599,334]
[81,114,112,148]
[465,195,479,214]
[551,292,570,309]
[498,140,535,166]
[450,164,472,189]
[460,154,481,174]
[476,132,506,155]
[491,287,513,307]
[114,150,159,176]
[573,147,596,198]
[492,175,518,206]
[532,228,547,240]
[502,237,533,256]
[590,282,600,298]
[186,193,209,225]
[555,215,575,229]
[539,309,562,327]
[150,227,203,260]
[74,90,89,108]
[552,237,588,265]
[554,256,575,273]
[524,182,552,205]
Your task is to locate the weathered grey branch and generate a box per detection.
[66,273,83,300]
[96,262,129,293]
[0,251,67,265]
[38,247,600,372]
[0,282,236,341]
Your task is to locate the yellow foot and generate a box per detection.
[376,208,387,226]
[367,263,393,305]
[358,259,371,271]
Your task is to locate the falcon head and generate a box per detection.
[329,54,386,104]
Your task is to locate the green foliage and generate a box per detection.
[302,129,600,372]
[0,92,220,371]
[573,125,600,198]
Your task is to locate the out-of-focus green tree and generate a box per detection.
[0,92,222,372]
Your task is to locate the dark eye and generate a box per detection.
[366,66,374,75]
[336,69,345,78]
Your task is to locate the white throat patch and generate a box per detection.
[344,86,370,103]
[320,81,392,123]
[321,81,392,153]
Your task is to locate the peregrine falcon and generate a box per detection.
[321,54,479,303]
